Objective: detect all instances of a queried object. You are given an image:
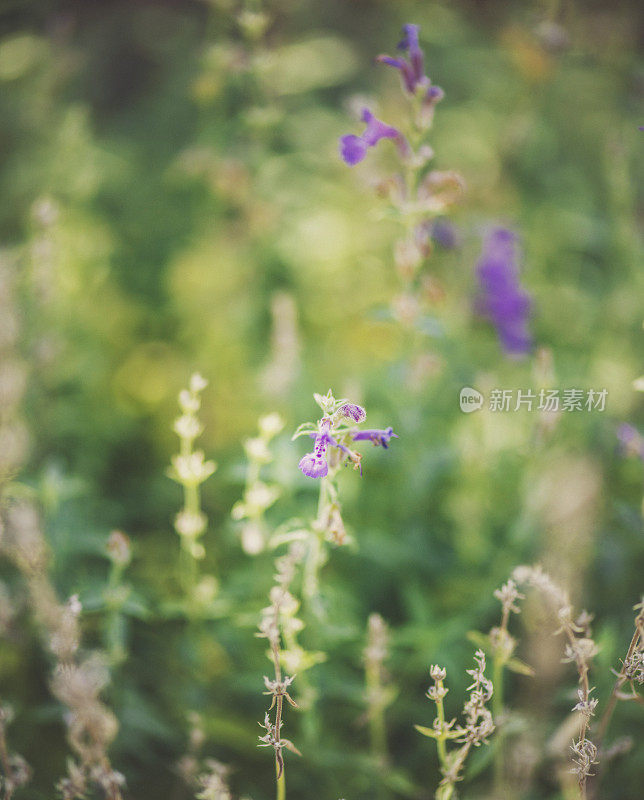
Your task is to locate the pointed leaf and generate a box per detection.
[466,630,491,651]
[291,423,317,441]
[414,724,439,739]
[506,658,535,677]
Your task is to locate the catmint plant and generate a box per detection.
[511,566,600,799]
[232,413,285,555]
[293,390,397,606]
[168,373,217,603]
[257,551,303,800]
[592,598,644,794]
[339,24,464,327]
[416,650,495,800]
[486,579,531,794]
[0,502,124,800]
[475,228,533,358]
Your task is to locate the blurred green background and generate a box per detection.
[0,0,643,798]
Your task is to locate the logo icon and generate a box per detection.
[460,387,484,413]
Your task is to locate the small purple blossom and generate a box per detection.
[351,427,398,449]
[339,108,401,167]
[338,403,367,423]
[299,419,331,478]
[298,452,328,479]
[475,228,533,358]
[376,24,443,103]
[617,424,644,460]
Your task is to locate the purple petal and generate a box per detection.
[376,55,406,70]
[340,134,367,166]
[376,53,417,93]
[399,24,424,83]
[360,109,400,146]
[351,427,398,448]
[299,453,328,479]
[339,109,400,167]
[426,85,444,102]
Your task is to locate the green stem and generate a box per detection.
[303,475,332,612]
[366,663,388,799]
[181,477,201,603]
[276,767,285,800]
[492,652,505,795]
[435,690,448,769]
[105,561,126,666]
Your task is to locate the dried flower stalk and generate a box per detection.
[0,502,123,800]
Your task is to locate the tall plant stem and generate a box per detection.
[276,767,285,800]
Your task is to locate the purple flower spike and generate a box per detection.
[340,108,401,166]
[475,228,533,358]
[398,24,424,86]
[376,23,443,105]
[339,403,367,423]
[351,427,398,449]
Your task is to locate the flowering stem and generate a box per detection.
[434,693,448,768]
[591,607,643,798]
[491,606,511,793]
[181,480,200,589]
[303,475,332,612]
[169,374,215,610]
[595,623,641,744]
[105,560,126,666]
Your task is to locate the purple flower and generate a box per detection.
[376,24,443,103]
[617,423,644,460]
[339,108,401,166]
[298,419,397,477]
[299,452,329,478]
[351,427,398,449]
[299,419,331,478]
[475,228,533,358]
[338,403,367,423]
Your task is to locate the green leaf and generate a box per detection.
[506,657,536,677]
[268,528,310,548]
[414,724,439,739]
[291,422,317,440]
[466,630,491,651]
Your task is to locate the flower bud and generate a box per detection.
[106,530,131,567]
[338,403,366,424]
